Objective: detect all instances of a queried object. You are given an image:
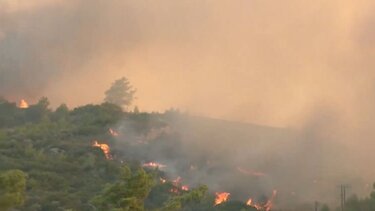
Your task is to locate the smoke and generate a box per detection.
[2,0,375,208]
[113,112,367,208]
[1,0,375,126]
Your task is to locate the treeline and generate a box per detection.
[0,97,260,211]
[1,93,375,210]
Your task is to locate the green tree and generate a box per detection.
[53,103,70,121]
[25,97,51,122]
[105,77,136,110]
[162,185,210,211]
[93,166,154,211]
[0,170,27,210]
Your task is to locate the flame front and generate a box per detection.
[92,141,112,160]
[18,99,29,109]
[215,192,230,206]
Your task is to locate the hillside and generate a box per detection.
[0,98,268,210]
[1,98,374,211]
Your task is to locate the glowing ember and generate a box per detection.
[215,192,230,206]
[181,185,189,191]
[92,141,112,160]
[108,128,119,136]
[142,162,167,168]
[246,198,253,206]
[170,187,179,194]
[237,167,267,177]
[166,176,190,194]
[18,99,29,109]
[160,178,167,184]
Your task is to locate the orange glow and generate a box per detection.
[246,198,262,210]
[181,185,189,191]
[246,198,253,206]
[170,187,179,194]
[108,128,119,137]
[214,192,230,206]
[167,176,190,194]
[246,189,277,211]
[142,162,167,168]
[160,178,167,183]
[92,141,112,160]
[264,190,277,211]
[18,99,29,109]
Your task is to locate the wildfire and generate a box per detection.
[264,190,277,211]
[172,177,182,186]
[246,198,253,206]
[170,188,179,194]
[108,128,119,137]
[246,198,262,210]
[160,178,167,184]
[18,99,29,109]
[246,198,263,210]
[246,190,277,211]
[215,192,230,206]
[142,162,167,169]
[181,185,189,191]
[167,176,190,194]
[92,141,112,160]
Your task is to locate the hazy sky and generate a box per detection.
[1,0,375,128]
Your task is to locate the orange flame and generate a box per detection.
[18,99,29,109]
[167,177,190,194]
[142,162,167,168]
[246,189,277,211]
[246,198,262,210]
[109,128,119,137]
[215,192,230,206]
[92,141,112,160]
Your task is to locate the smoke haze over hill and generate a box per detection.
[2,1,375,208]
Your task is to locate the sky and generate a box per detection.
[1,0,375,128]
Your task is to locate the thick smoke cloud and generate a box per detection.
[1,0,375,127]
[2,0,375,148]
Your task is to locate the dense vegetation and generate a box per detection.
[1,92,375,210]
[0,96,261,211]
